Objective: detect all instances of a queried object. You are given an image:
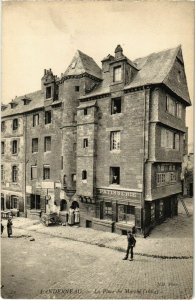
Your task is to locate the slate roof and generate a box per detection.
[2,90,44,117]
[81,46,191,105]
[64,50,102,79]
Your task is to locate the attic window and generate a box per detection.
[10,102,18,109]
[46,86,52,99]
[22,97,31,105]
[1,105,7,111]
[113,66,122,82]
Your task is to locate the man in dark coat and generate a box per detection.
[7,218,13,238]
[123,230,136,261]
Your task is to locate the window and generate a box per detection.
[156,164,177,187]
[1,165,4,182]
[61,156,63,170]
[84,108,88,115]
[44,136,51,152]
[13,119,18,130]
[161,128,180,150]
[110,167,120,185]
[118,204,135,223]
[113,66,122,82]
[31,166,37,180]
[12,140,18,154]
[111,98,121,114]
[75,86,80,92]
[30,195,41,210]
[11,196,18,209]
[1,142,5,155]
[12,166,18,182]
[83,138,88,148]
[46,86,52,99]
[110,131,120,150]
[72,174,76,182]
[104,202,112,220]
[32,138,38,153]
[176,103,182,118]
[1,121,5,132]
[45,111,52,124]
[33,114,39,127]
[43,165,50,180]
[82,170,87,181]
[173,133,180,150]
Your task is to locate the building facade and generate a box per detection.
[1,45,191,235]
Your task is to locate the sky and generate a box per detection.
[2,1,194,146]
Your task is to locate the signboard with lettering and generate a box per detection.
[96,188,142,202]
[41,181,54,189]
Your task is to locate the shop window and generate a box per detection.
[46,86,52,99]
[113,66,122,82]
[110,131,120,150]
[75,86,80,92]
[118,205,135,223]
[33,114,39,127]
[84,108,88,116]
[104,202,112,220]
[110,167,120,185]
[82,170,87,181]
[43,165,50,180]
[13,119,18,130]
[83,138,88,148]
[31,166,37,180]
[45,110,52,124]
[32,138,38,153]
[12,166,18,182]
[11,196,18,209]
[44,136,51,152]
[1,141,5,155]
[1,121,5,132]
[151,203,155,222]
[111,98,121,114]
[30,194,41,210]
[159,200,164,218]
[12,140,18,154]
[1,165,4,182]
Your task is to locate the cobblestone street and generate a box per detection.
[1,198,193,299]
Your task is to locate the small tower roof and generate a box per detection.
[115,45,123,53]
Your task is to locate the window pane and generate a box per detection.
[111,131,120,150]
[43,166,50,179]
[45,111,51,124]
[46,86,52,99]
[32,138,38,153]
[113,66,122,82]
[44,136,51,151]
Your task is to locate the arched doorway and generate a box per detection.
[60,199,67,211]
[71,201,79,210]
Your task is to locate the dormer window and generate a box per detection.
[22,97,31,105]
[46,86,52,99]
[113,66,122,82]
[10,102,18,109]
[1,105,7,111]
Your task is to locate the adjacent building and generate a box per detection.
[1,45,191,235]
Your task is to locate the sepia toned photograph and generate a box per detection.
[1,1,194,299]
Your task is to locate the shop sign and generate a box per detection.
[26,185,32,193]
[97,188,142,201]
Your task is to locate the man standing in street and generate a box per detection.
[123,230,136,261]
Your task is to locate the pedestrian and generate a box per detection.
[123,230,136,261]
[74,207,80,224]
[68,206,74,225]
[1,222,4,235]
[7,217,13,238]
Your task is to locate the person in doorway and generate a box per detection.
[68,206,74,226]
[7,218,13,238]
[74,207,80,224]
[1,222,4,235]
[123,230,136,261]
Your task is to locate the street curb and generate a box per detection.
[12,225,193,260]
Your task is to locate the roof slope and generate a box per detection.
[64,50,102,79]
[2,90,44,117]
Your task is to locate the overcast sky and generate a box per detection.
[2,1,194,145]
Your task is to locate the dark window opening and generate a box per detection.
[30,194,41,210]
[32,138,38,153]
[12,166,18,182]
[11,196,18,209]
[82,170,87,180]
[1,121,5,132]
[33,114,39,127]
[13,119,18,130]
[84,108,88,115]
[44,136,51,152]
[46,86,52,99]
[1,165,4,182]
[75,86,80,92]
[111,98,121,114]
[110,167,120,184]
[45,111,52,124]
[1,142,5,155]
[83,138,88,148]
[12,140,18,154]
[43,165,50,180]
[104,202,112,220]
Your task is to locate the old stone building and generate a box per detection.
[1,45,191,235]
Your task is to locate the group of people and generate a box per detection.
[1,218,13,238]
[62,206,80,226]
